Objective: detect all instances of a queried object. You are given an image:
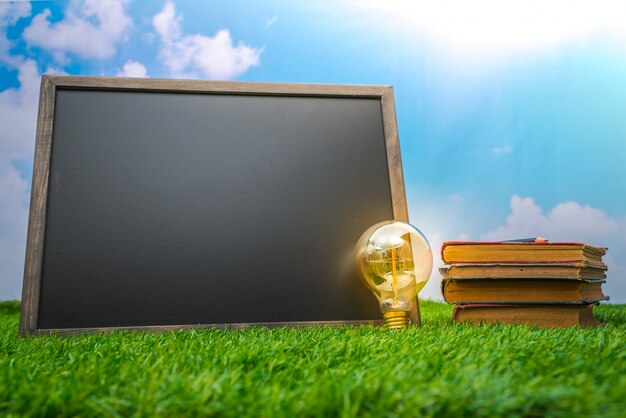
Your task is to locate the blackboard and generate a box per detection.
[19,76,411,335]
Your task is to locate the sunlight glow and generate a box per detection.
[359,0,626,56]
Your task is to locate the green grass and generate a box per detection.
[1,301,625,417]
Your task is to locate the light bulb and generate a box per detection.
[354,221,433,329]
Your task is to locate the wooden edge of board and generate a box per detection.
[19,76,56,337]
[379,87,421,325]
[380,87,408,222]
[34,320,387,337]
[43,75,393,98]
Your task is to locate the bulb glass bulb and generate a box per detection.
[354,221,433,329]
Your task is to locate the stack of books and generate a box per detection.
[440,239,608,328]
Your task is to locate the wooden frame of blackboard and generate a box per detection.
[19,75,417,336]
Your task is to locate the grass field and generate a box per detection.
[1,301,625,417]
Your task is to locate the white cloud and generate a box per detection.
[23,0,132,61]
[482,195,626,303]
[116,59,148,78]
[0,3,30,27]
[0,59,42,300]
[152,2,261,79]
[0,162,29,300]
[266,15,278,28]
[448,193,463,202]
[492,145,513,155]
[481,195,617,242]
[152,2,179,42]
[0,2,31,65]
[0,59,40,160]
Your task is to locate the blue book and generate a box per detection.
[501,237,548,243]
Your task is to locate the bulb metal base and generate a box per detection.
[383,311,410,329]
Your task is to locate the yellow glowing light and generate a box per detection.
[355,221,433,329]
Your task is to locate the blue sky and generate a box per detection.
[1,0,625,301]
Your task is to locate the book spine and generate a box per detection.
[440,279,450,304]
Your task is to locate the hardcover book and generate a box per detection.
[441,278,608,304]
[453,303,600,328]
[439,263,607,280]
[441,241,606,266]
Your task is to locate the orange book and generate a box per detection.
[441,241,607,267]
[441,278,608,304]
[439,263,606,280]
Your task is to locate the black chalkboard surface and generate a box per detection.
[20,76,410,335]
